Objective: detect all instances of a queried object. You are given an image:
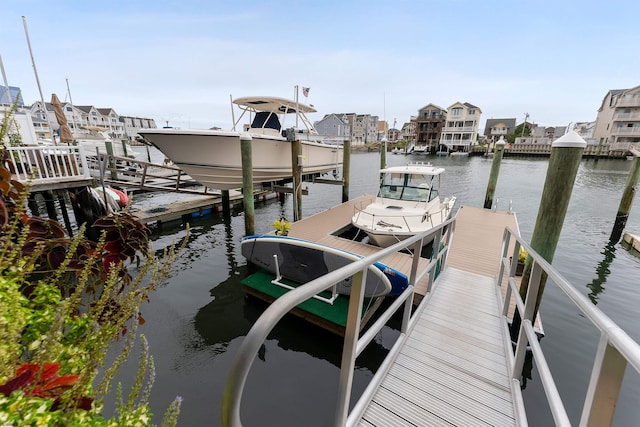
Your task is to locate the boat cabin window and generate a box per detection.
[378,173,437,202]
[251,111,281,131]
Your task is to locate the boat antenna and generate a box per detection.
[22,16,57,145]
[0,55,13,105]
[295,85,299,130]
[230,94,236,131]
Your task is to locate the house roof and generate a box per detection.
[418,103,446,112]
[483,118,517,136]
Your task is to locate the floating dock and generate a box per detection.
[241,195,529,337]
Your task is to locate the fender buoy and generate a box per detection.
[110,188,129,207]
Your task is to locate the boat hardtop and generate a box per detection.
[232,96,317,114]
[380,163,445,176]
[231,96,319,137]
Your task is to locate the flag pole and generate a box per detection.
[294,85,299,130]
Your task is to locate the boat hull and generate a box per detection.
[353,197,456,248]
[139,129,343,190]
[241,235,409,297]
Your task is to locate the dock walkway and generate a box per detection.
[356,266,518,426]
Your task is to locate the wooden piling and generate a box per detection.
[380,138,387,170]
[342,140,351,203]
[483,138,506,209]
[512,131,586,340]
[240,134,255,236]
[104,140,118,180]
[56,190,73,236]
[291,139,302,221]
[610,150,640,243]
[221,190,231,217]
[43,190,58,222]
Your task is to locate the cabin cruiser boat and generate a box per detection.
[138,96,343,190]
[351,162,456,248]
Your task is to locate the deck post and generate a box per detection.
[291,138,303,221]
[104,140,117,180]
[483,137,506,209]
[240,134,255,236]
[221,190,231,217]
[511,131,586,341]
[609,150,640,243]
[121,140,129,158]
[342,140,351,203]
[43,190,58,222]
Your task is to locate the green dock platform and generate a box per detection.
[241,270,384,336]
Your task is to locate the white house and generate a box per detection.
[593,85,640,150]
[439,102,481,153]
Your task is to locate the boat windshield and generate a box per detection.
[250,111,281,131]
[378,173,438,202]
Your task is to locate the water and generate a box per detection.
[114,152,639,426]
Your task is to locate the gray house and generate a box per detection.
[484,118,516,142]
[314,113,351,143]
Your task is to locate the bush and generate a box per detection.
[1,103,184,426]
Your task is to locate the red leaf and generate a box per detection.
[31,375,80,396]
[0,371,33,396]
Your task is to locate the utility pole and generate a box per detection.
[521,112,530,139]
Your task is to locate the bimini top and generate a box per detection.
[233,96,317,114]
[380,162,446,176]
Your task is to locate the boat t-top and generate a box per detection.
[351,162,456,248]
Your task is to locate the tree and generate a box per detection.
[506,123,532,144]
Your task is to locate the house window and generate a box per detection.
[452,108,462,117]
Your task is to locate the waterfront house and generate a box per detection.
[484,118,516,143]
[440,102,482,152]
[314,113,351,143]
[593,85,640,151]
[415,104,447,153]
[329,113,378,146]
[401,119,417,144]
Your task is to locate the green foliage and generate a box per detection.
[518,247,529,263]
[0,139,185,425]
[271,218,292,236]
[506,123,533,144]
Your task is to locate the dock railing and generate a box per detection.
[4,145,91,183]
[498,227,640,426]
[222,216,456,427]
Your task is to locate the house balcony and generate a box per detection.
[614,111,640,121]
[617,97,640,108]
[442,126,475,133]
[612,127,640,136]
[442,139,473,146]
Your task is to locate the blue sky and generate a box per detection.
[1,0,639,131]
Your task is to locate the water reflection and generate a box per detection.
[586,243,616,305]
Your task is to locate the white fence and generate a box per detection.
[4,145,91,183]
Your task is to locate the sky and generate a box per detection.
[1,0,639,132]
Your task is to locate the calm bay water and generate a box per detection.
[114,151,639,426]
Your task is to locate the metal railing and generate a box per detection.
[498,228,640,426]
[4,145,91,182]
[222,216,456,426]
